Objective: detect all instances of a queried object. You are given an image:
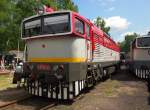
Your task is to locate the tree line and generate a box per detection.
[118,33,138,53]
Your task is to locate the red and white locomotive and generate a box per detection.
[14,11,120,100]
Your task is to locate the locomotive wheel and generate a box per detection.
[85,74,95,88]
[98,66,103,80]
[92,69,99,83]
[115,64,120,74]
[92,73,96,86]
[102,69,108,80]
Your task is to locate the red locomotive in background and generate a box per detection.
[13,10,120,100]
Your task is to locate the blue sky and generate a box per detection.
[73,0,150,42]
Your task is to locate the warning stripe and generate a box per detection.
[28,57,86,63]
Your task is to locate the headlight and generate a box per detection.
[55,65,65,80]
[15,65,23,73]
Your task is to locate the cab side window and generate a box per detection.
[86,24,90,38]
[75,18,84,34]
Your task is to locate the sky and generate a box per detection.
[73,0,150,42]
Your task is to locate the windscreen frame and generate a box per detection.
[136,37,150,48]
[43,13,71,34]
[21,12,72,40]
[22,17,42,38]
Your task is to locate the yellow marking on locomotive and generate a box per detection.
[28,57,86,63]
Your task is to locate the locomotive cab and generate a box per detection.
[22,11,92,82]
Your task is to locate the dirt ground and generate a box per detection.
[0,67,150,110]
[49,68,150,110]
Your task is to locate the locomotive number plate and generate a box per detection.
[37,64,51,71]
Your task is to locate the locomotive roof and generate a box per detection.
[140,35,150,38]
[23,10,73,22]
[135,34,150,39]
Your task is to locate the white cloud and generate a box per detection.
[119,30,150,42]
[91,16,130,31]
[104,16,130,31]
[121,29,150,38]
[121,32,135,37]
[137,28,150,35]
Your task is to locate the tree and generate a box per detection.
[94,17,110,35]
[0,0,14,51]
[119,33,138,52]
[41,0,78,12]
[58,0,78,12]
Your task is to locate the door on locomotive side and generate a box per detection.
[85,23,92,62]
[72,13,92,62]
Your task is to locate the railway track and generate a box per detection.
[0,96,32,109]
[0,96,71,110]
[39,103,56,110]
[0,91,86,110]
[38,93,85,110]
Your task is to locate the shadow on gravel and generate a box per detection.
[147,84,150,107]
[112,65,150,107]
[15,96,85,110]
[16,96,57,110]
[148,96,150,105]
[111,65,144,82]
[0,87,29,102]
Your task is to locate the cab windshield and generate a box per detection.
[137,37,150,48]
[22,13,71,38]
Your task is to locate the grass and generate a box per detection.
[0,74,16,90]
[100,79,121,97]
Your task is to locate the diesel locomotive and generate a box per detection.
[129,32,150,79]
[13,11,120,100]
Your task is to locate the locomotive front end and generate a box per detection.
[18,11,88,99]
[130,36,150,79]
